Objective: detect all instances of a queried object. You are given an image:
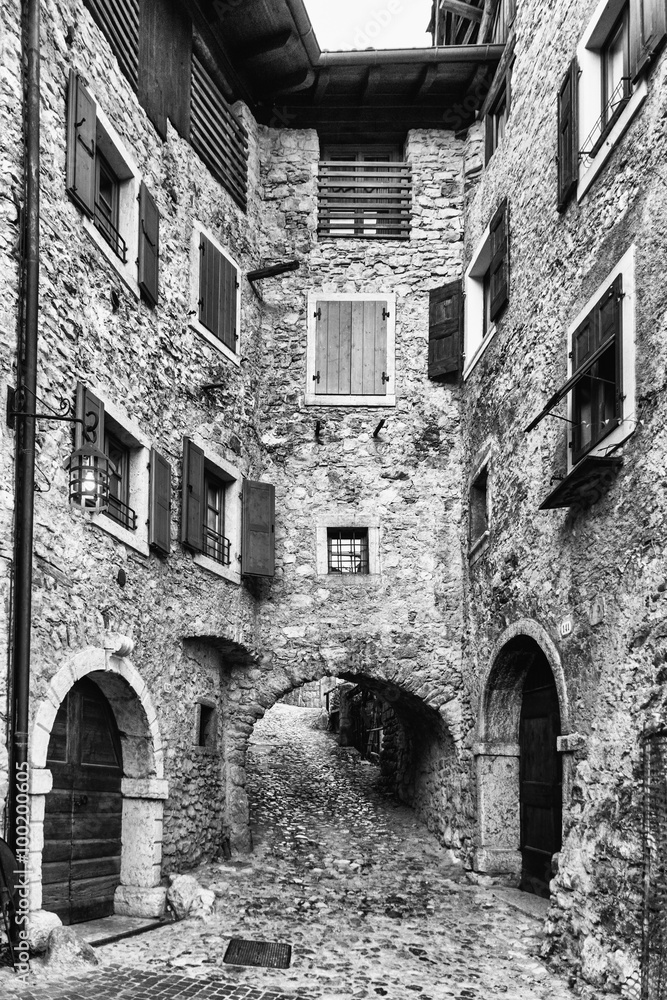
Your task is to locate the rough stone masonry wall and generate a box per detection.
[0,0,286,871]
[462,0,667,990]
[217,124,478,860]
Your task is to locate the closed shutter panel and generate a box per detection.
[66,71,96,217]
[138,182,159,306]
[199,233,221,337]
[489,199,509,323]
[631,0,667,79]
[242,480,275,578]
[557,60,578,212]
[314,300,387,395]
[83,0,139,92]
[181,437,204,551]
[314,300,339,394]
[139,0,191,139]
[149,448,171,554]
[428,280,463,378]
[190,53,248,211]
[219,253,238,352]
[74,383,105,449]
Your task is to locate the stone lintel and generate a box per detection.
[473,742,520,757]
[121,777,169,800]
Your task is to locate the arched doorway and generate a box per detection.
[519,657,562,896]
[43,678,123,923]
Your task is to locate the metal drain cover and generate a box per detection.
[223,938,292,968]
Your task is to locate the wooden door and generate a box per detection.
[43,679,123,923]
[519,659,562,897]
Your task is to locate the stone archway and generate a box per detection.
[29,637,168,920]
[473,619,570,881]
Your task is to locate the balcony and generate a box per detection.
[317,161,411,240]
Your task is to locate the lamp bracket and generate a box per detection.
[7,385,98,441]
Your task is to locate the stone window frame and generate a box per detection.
[564,244,636,473]
[468,448,492,562]
[576,0,649,201]
[193,697,218,753]
[189,221,241,368]
[192,444,243,585]
[305,291,397,407]
[87,391,151,557]
[316,514,381,580]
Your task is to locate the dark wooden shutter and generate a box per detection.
[199,232,219,335]
[489,199,509,323]
[557,59,578,212]
[83,0,139,91]
[631,0,667,79]
[149,448,171,554]
[66,71,96,217]
[138,182,159,306]
[219,253,238,352]
[428,281,463,378]
[190,52,248,211]
[138,0,191,139]
[74,383,105,448]
[181,437,204,551]
[242,480,275,578]
[314,300,387,395]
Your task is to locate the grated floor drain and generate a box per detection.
[223,938,292,969]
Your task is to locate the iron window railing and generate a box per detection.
[105,495,137,530]
[580,76,632,165]
[204,525,231,566]
[94,202,128,262]
[327,528,369,574]
[318,161,411,240]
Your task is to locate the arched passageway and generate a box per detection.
[474,625,568,895]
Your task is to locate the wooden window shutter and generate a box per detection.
[66,71,96,217]
[181,437,204,551]
[138,182,159,306]
[74,383,105,449]
[199,233,219,335]
[314,300,387,395]
[219,253,238,352]
[138,0,191,140]
[557,59,578,212]
[428,280,463,378]
[631,0,667,79]
[83,0,139,92]
[149,447,171,555]
[241,480,275,578]
[190,53,248,211]
[489,199,509,323]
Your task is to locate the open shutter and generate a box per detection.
[557,59,578,212]
[181,437,204,552]
[139,0,191,139]
[199,233,221,336]
[74,383,105,449]
[489,199,509,323]
[138,182,159,306]
[219,253,238,352]
[149,448,171,554]
[630,0,667,79]
[241,480,275,578]
[66,71,96,217]
[428,281,463,378]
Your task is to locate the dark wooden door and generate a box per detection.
[43,679,123,923]
[519,659,562,897]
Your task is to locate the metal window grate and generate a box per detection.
[642,730,667,1000]
[223,938,291,968]
[94,203,128,262]
[204,526,231,566]
[105,495,137,530]
[327,528,369,575]
[580,77,632,165]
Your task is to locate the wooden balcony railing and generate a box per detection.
[318,161,412,240]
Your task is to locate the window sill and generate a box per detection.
[194,551,241,584]
[577,79,648,202]
[190,319,240,367]
[88,511,149,557]
[468,529,490,562]
[463,326,498,381]
[192,745,220,757]
[83,216,140,300]
[319,572,380,585]
[305,393,396,407]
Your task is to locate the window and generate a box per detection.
[204,467,232,567]
[190,223,241,365]
[486,84,509,161]
[73,384,168,556]
[463,201,509,378]
[559,0,663,206]
[524,246,636,508]
[306,293,396,406]
[327,529,369,575]
[469,463,490,558]
[66,71,159,303]
[318,146,411,240]
[195,701,217,750]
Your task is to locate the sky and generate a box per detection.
[304,0,433,51]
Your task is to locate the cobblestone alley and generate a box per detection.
[2,704,606,1000]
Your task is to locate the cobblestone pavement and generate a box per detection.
[1,704,602,1000]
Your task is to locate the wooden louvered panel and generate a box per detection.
[191,54,248,210]
[84,0,139,91]
[318,161,411,240]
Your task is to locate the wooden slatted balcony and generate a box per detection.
[318,161,412,240]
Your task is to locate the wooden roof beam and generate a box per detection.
[439,0,483,22]
[411,64,439,100]
[237,29,293,61]
[478,0,501,42]
[359,66,382,104]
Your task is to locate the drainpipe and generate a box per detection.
[9,0,41,866]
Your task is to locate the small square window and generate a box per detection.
[469,467,489,553]
[327,528,369,575]
[197,703,217,749]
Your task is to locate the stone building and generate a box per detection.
[1,0,666,992]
